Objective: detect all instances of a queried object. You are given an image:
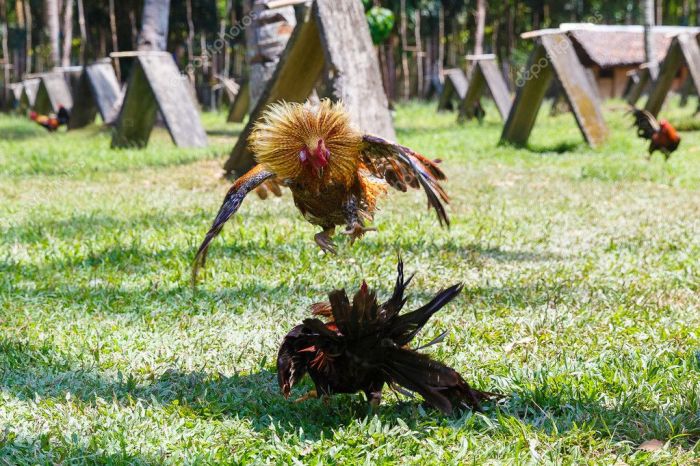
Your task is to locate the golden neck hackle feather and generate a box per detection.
[249,100,363,188]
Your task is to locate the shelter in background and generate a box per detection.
[645,34,700,117]
[70,60,124,129]
[459,55,512,121]
[19,78,40,112]
[112,52,207,149]
[502,33,608,148]
[437,69,468,111]
[34,71,77,115]
[524,24,700,99]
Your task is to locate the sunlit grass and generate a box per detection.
[0,99,699,464]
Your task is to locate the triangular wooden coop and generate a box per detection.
[225,0,395,177]
[70,60,124,129]
[645,34,700,117]
[33,72,75,115]
[19,78,40,112]
[501,33,608,148]
[459,55,512,121]
[437,69,468,111]
[111,52,207,149]
[8,83,23,111]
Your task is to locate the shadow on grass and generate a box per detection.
[0,123,46,141]
[526,141,582,154]
[3,334,698,450]
[206,128,242,138]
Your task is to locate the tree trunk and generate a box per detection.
[61,0,74,67]
[1,0,9,104]
[46,0,61,67]
[77,0,87,63]
[109,0,120,78]
[474,0,486,55]
[138,0,171,51]
[399,0,409,100]
[185,0,195,80]
[414,9,423,97]
[438,3,444,79]
[24,0,32,73]
[643,0,657,74]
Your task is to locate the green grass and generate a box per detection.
[1,99,699,464]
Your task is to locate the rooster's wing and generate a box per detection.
[192,164,276,283]
[360,135,450,227]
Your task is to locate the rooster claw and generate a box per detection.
[315,230,337,255]
[341,223,377,243]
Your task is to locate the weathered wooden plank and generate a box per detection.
[479,60,512,120]
[646,34,700,117]
[85,61,123,125]
[227,80,251,123]
[69,68,99,129]
[315,0,395,140]
[34,72,74,115]
[501,34,607,148]
[437,69,468,111]
[501,44,554,145]
[225,0,395,177]
[112,53,207,148]
[459,58,512,121]
[541,34,607,147]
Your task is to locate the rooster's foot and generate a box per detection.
[314,229,337,255]
[341,222,377,244]
[294,390,318,403]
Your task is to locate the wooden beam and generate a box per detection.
[265,0,308,9]
[645,34,700,116]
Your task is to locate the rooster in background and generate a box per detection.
[277,259,499,414]
[193,100,450,281]
[29,106,70,132]
[630,107,681,160]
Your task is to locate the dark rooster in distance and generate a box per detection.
[29,106,70,132]
[277,259,500,414]
[630,107,681,160]
[193,100,449,282]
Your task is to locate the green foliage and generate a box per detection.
[366,6,396,45]
[0,101,699,463]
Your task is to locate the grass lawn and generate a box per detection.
[1,99,699,464]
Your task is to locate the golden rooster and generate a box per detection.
[193,100,449,280]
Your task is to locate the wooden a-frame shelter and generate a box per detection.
[501,33,608,148]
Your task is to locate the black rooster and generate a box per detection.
[277,259,499,414]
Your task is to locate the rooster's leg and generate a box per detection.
[314,228,336,254]
[341,195,376,243]
[294,389,318,403]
